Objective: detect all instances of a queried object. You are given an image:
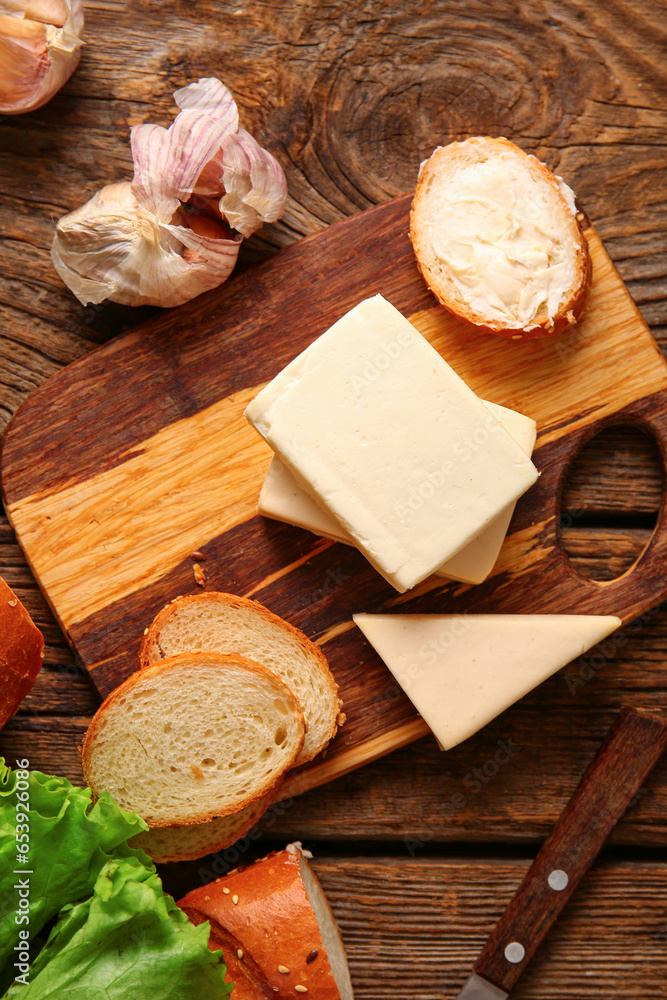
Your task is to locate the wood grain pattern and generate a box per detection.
[1,4,667,991]
[2,204,667,800]
[159,858,667,1000]
[474,707,667,992]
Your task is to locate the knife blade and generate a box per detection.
[453,706,667,999]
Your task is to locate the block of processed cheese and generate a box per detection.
[258,400,537,585]
[245,295,539,592]
[353,613,622,749]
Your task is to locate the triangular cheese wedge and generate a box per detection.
[353,614,621,749]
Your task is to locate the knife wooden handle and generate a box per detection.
[473,706,667,994]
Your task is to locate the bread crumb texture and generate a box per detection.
[140,593,340,764]
[82,653,305,826]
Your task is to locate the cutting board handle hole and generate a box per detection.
[559,422,663,582]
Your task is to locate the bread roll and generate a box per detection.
[179,843,354,1000]
[0,576,44,730]
[410,136,591,339]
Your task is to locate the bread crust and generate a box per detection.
[129,786,279,863]
[410,136,592,340]
[138,591,341,764]
[81,652,306,827]
[0,575,44,730]
[178,846,349,1000]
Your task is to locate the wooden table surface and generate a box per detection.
[1,2,666,998]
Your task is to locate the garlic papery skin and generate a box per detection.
[51,182,242,308]
[0,0,84,114]
[50,77,288,309]
[174,77,288,237]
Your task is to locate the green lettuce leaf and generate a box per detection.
[0,759,149,970]
[3,855,232,999]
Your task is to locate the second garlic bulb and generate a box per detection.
[51,78,288,308]
[0,0,84,114]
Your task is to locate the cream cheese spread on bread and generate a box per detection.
[426,155,577,330]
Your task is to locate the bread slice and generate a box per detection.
[410,136,591,339]
[129,789,276,863]
[81,652,305,827]
[179,843,354,1000]
[139,592,341,765]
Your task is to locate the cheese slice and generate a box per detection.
[258,400,537,585]
[245,295,539,592]
[353,613,622,749]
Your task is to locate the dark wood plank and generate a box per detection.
[1,1,667,960]
[474,708,667,993]
[316,859,667,1000]
[159,858,667,1000]
[559,527,654,581]
[561,425,663,517]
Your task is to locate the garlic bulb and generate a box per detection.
[0,0,84,114]
[51,182,241,308]
[51,77,288,308]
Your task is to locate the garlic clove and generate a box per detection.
[219,128,288,237]
[173,77,239,198]
[51,181,241,308]
[173,76,288,234]
[1,1,71,27]
[175,203,234,263]
[0,0,83,114]
[131,109,232,222]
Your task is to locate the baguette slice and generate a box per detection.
[82,652,305,827]
[179,843,354,1000]
[139,592,341,765]
[410,136,591,339]
[129,789,276,863]
[0,576,44,730]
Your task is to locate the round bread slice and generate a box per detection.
[129,788,276,863]
[139,593,341,766]
[410,136,591,339]
[81,652,305,827]
[179,843,354,1000]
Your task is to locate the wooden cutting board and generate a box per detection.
[3,195,667,798]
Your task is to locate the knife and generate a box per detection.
[454,706,667,1000]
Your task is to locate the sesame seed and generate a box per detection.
[237,949,244,959]
[7,599,17,607]
[306,950,318,964]
[296,986,308,993]
[222,887,230,895]
[278,965,290,974]
[232,894,239,905]
[204,896,210,902]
